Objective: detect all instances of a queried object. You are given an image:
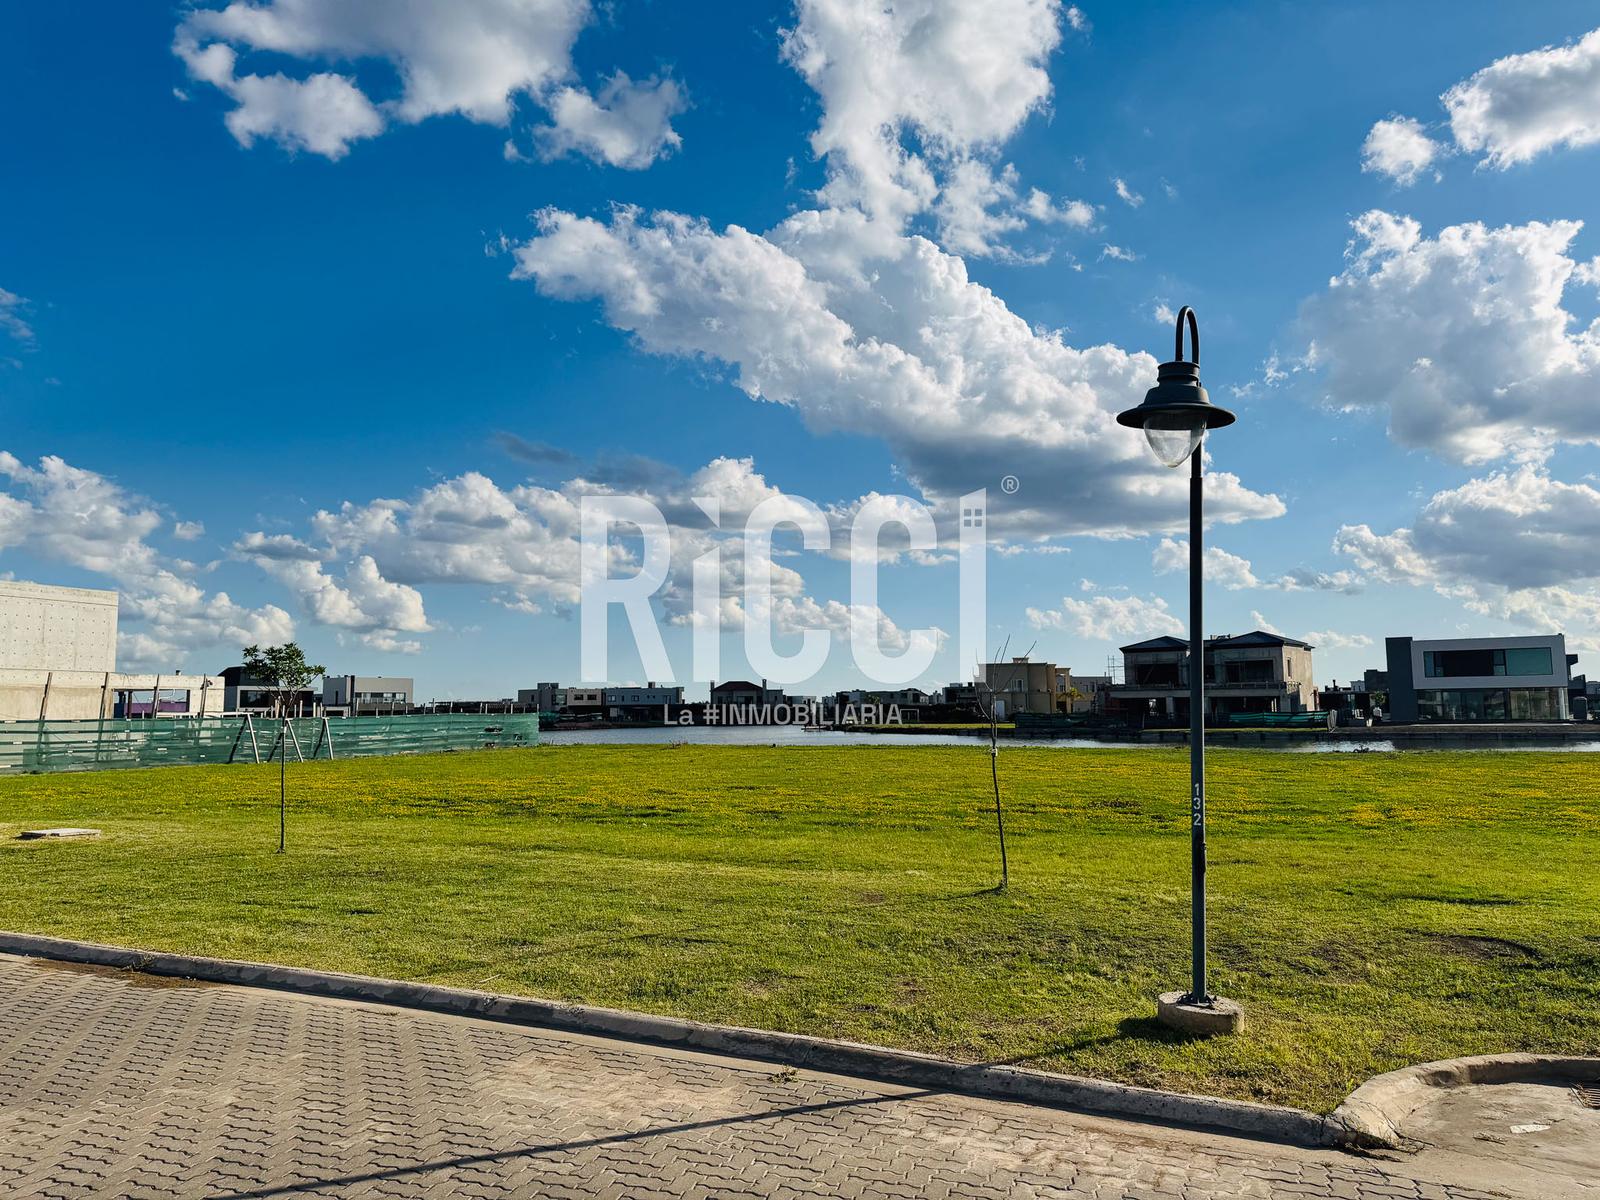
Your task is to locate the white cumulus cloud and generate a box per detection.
[1445,26,1600,168]
[531,72,687,170]
[175,0,684,167]
[1337,467,1600,591]
[513,205,1283,541]
[781,0,1064,226]
[1301,210,1600,464]
[1022,188,1095,228]
[236,544,431,646]
[0,452,292,669]
[1335,466,1600,651]
[1151,537,1260,590]
[1359,26,1600,182]
[1360,116,1443,185]
[1302,629,1374,651]
[0,287,35,345]
[1026,593,1184,641]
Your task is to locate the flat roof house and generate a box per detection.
[604,683,684,720]
[710,679,787,706]
[221,665,323,717]
[1385,635,1571,722]
[979,657,1063,717]
[322,675,414,717]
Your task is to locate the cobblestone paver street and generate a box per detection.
[0,953,1515,1199]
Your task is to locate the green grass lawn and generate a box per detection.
[2,744,1597,1112]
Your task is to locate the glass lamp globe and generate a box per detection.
[1142,409,1207,468]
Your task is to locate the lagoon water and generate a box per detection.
[541,727,1600,751]
[541,725,1021,747]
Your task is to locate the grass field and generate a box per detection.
[2,744,1597,1112]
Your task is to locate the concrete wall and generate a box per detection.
[0,670,225,721]
[0,581,117,673]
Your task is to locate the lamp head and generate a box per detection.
[1115,307,1235,467]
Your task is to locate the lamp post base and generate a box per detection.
[1157,991,1244,1037]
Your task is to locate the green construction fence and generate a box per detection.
[0,713,540,775]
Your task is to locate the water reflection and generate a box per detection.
[542,728,1600,752]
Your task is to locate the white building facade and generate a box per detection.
[1385,634,1572,722]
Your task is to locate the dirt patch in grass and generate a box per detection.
[1400,894,1523,907]
[1429,934,1542,962]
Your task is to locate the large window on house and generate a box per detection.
[1508,688,1563,720]
[1129,662,1183,686]
[1423,646,1554,679]
[1504,647,1553,676]
[1220,660,1274,684]
[1415,687,1564,721]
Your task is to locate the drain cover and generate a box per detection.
[1576,1084,1600,1110]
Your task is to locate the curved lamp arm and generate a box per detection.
[1174,305,1199,365]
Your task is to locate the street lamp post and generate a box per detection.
[1116,307,1244,1036]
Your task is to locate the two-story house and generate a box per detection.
[1106,630,1316,724]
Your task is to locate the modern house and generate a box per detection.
[833,687,937,706]
[941,681,983,712]
[710,679,787,707]
[321,675,414,716]
[563,687,604,714]
[1384,635,1572,722]
[518,682,566,712]
[831,687,937,720]
[604,683,685,720]
[515,684,606,714]
[1106,630,1316,723]
[220,665,322,716]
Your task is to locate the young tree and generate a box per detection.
[242,643,325,854]
[972,638,1036,891]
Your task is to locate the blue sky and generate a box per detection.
[4,0,1600,699]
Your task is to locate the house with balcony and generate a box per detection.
[1105,630,1316,724]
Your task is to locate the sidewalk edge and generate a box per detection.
[0,929,1337,1148]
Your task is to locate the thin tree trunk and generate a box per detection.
[278,713,287,854]
[989,711,1008,889]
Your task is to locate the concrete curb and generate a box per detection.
[0,929,1335,1147]
[1331,1053,1600,1150]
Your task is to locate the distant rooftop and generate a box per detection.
[1209,630,1314,650]
[1119,635,1189,653]
[1119,629,1314,653]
